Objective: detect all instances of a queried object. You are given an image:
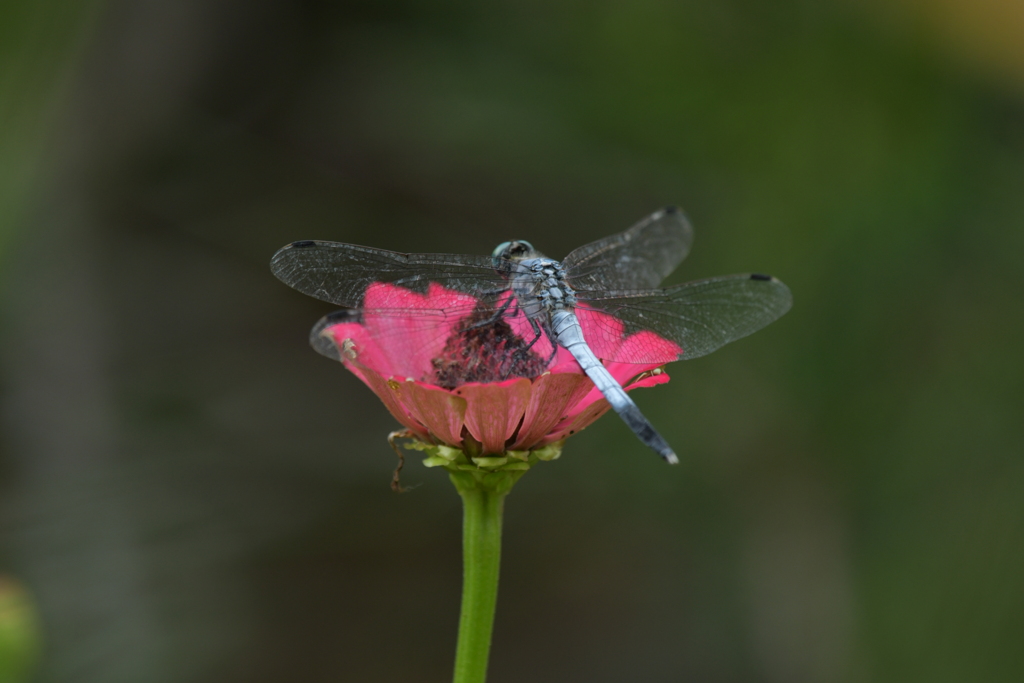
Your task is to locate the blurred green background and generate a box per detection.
[2,1,1023,682]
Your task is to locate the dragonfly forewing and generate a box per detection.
[270,240,509,308]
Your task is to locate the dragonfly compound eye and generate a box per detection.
[492,240,536,268]
[491,241,513,259]
[513,240,534,255]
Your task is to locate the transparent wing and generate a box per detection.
[574,274,792,364]
[272,240,562,386]
[308,303,488,362]
[270,240,510,308]
[307,299,562,387]
[562,206,694,291]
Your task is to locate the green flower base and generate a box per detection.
[408,440,563,494]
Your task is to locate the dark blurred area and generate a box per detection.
[2,1,1023,681]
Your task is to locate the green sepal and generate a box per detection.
[533,442,563,461]
[473,456,508,469]
[391,436,565,494]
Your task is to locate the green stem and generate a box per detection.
[452,481,506,683]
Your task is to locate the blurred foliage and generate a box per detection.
[1,1,1022,682]
[0,578,41,683]
[0,1,101,250]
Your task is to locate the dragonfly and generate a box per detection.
[270,206,792,464]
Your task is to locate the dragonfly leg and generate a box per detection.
[520,318,544,352]
[502,317,546,379]
[466,295,516,330]
[526,319,558,366]
[543,328,558,366]
[387,429,415,493]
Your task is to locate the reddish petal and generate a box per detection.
[390,380,467,447]
[561,367,672,424]
[343,360,431,441]
[458,378,532,454]
[540,398,612,446]
[511,372,594,450]
[539,368,669,446]
[570,385,604,415]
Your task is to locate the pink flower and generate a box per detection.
[314,283,679,455]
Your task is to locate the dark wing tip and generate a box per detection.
[748,273,793,317]
[272,240,315,266]
[270,240,320,273]
[658,205,694,234]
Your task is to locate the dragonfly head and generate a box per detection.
[492,240,537,268]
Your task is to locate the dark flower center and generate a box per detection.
[431,308,550,389]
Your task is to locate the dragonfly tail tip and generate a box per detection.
[664,450,679,465]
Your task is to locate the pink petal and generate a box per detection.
[606,360,662,385]
[358,282,480,379]
[546,346,586,374]
[458,378,532,454]
[390,380,467,447]
[511,371,594,450]
[624,370,671,391]
[321,323,399,379]
[575,305,681,365]
[572,305,625,360]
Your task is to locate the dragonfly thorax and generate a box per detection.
[511,257,577,321]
